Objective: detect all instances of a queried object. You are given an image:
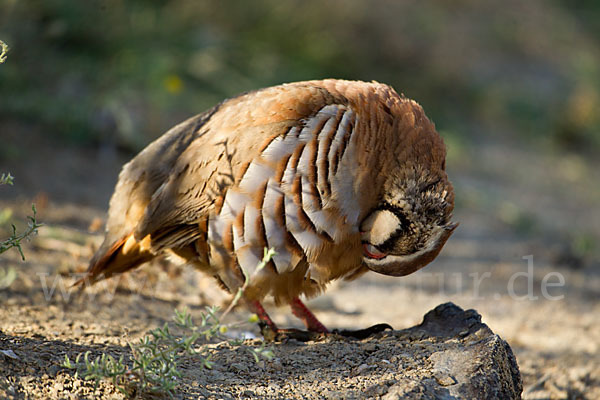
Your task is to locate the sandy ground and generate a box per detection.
[1,124,599,398]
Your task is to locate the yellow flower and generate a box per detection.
[164,74,183,94]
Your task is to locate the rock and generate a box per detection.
[177,302,522,399]
[410,303,523,399]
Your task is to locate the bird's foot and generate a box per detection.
[259,323,327,342]
[259,322,393,342]
[251,298,393,342]
[331,323,393,339]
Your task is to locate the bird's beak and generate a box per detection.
[365,222,458,277]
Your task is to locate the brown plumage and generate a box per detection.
[78,79,456,335]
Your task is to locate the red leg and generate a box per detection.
[290,297,329,333]
[248,300,279,332]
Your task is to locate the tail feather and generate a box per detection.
[74,233,154,287]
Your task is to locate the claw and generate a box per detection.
[332,323,393,339]
[259,323,326,342]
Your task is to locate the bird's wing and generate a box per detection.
[134,83,342,252]
[83,106,220,283]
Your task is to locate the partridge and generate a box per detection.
[78,79,456,337]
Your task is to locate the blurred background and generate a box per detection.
[1,0,599,398]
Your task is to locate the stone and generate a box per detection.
[392,302,523,399]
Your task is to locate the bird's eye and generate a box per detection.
[363,243,388,260]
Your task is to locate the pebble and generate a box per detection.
[434,372,457,386]
[363,343,378,352]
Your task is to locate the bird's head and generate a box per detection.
[359,168,456,277]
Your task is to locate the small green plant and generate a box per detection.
[0,122,36,290]
[1,173,43,260]
[0,40,8,63]
[0,204,43,260]
[63,249,276,398]
[63,352,129,394]
[0,172,14,185]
